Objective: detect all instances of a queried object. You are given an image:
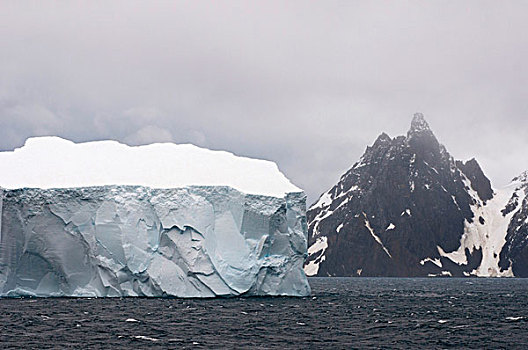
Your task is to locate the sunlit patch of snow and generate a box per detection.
[304,237,328,276]
[451,195,461,210]
[420,257,442,268]
[437,174,524,277]
[401,209,412,217]
[312,192,332,210]
[309,208,334,238]
[354,156,368,169]
[363,212,392,259]
[423,161,439,174]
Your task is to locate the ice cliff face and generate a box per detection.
[0,138,310,297]
[305,113,528,277]
[0,186,309,297]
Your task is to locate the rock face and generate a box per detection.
[305,113,528,277]
[499,172,528,276]
[0,138,310,297]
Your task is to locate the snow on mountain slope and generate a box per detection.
[498,172,528,276]
[304,113,528,277]
[0,137,300,197]
[435,174,524,276]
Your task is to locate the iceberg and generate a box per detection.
[0,137,310,297]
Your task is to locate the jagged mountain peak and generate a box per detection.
[305,112,528,278]
[512,170,528,184]
[409,112,430,133]
[373,132,392,145]
[404,113,441,161]
[464,157,478,165]
[456,158,494,202]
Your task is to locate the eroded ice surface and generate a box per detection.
[0,137,309,297]
[0,137,300,197]
[0,186,310,297]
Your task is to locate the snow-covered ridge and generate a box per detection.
[0,137,301,198]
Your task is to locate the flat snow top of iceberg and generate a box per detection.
[0,137,301,197]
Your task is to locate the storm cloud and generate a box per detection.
[1,1,527,202]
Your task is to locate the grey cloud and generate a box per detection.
[123,125,174,146]
[1,1,527,202]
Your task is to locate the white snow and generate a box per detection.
[310,209,334,238]
[386,223,395,231]
[334,198,350,211]
[311,184,359,212]
[354,156,367,169]
[310,195,352,239]
[451,195,461,210]
[308,236,328,256]
[437,174,524,277]
[363,213,392,258]
[304,236,328,276]
[335,185,359,199]
[437,245,466,267]
[420,257,442,268]
[0,136,300,197]
[423,161,439,174]
[336,223,344,233]
[312,192,332,209]
[401,209,412,216]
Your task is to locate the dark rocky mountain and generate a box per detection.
[499,171,528,276]
[305,113,528,277]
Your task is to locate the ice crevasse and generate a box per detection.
[0,137,311,297]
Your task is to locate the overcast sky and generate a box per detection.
[1,1,527,203]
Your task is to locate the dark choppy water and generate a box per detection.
[1,278,527,349]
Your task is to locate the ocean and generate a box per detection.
[1,278,527,349]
